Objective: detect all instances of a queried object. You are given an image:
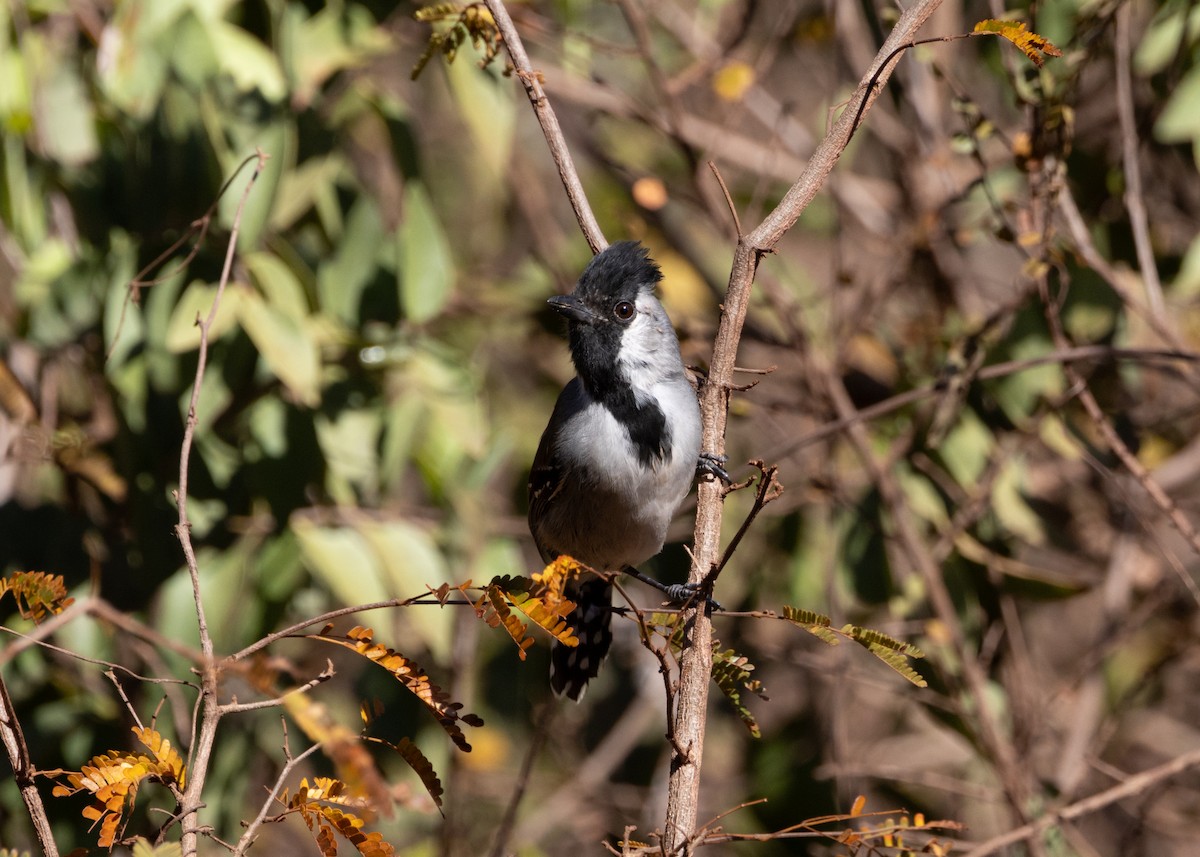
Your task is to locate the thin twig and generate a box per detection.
[707,161,743,239]
[709,460,782,580]
[232,739,323,856]
[773,344,1200,459]
[962,746,1200,857]
[1114,3,1165,318]
[487,703,554,857]
[106,153,262,359]
[0,673,59,857]
[1039,261,1200,605]
[105,669,146,731]
[217,661,336,715]
[484,0,607,253]
[177,149,268,857]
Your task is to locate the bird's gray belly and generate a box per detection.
[532,479,670,570]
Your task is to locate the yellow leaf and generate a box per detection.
[712,60,755,101]
[973,19,1063,67]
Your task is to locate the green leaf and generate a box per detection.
[938,408,993,488]
[991,456,1045,545]
[1135,5,1200,76]
[236,289,322,407]
[208,20,287,102]
[398,184,455,323]
[286,3,391,108]
[318,197,385,324]
[781,605,840,647]
[1156,65,1200,144]
[244,250,311,322]
[271,154,345,233]
[841,624,927,687]
[357,518,453,659]
[293,518,390,608]
[164,280,244,353]
[446,55,516,184]
[711,641,768,737]
[314,409,382,501]
[38,64,99,166]
[132,837,183,857]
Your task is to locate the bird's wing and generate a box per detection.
[528,377,589,563]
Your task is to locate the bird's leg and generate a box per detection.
[621,566,724,612]
[696,452,732,484]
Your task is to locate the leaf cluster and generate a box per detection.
[48,728,186,849]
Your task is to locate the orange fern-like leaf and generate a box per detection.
[0,571,74,623]
[284,777,395,857]
[973,19,1063,67]
[49,728,186,848]
[366,736,445,811]
[310,626,484,752]
[474,585,536,659]
[485,574,579,648]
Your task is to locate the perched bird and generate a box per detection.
[528,241,721,700]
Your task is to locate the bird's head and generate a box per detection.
[548,242,683,396]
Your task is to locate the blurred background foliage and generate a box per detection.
[2,0,1200,855]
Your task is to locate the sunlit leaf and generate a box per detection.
[163,281,244,353]
[309,626,484,752]
[397,184,455,324]
[712,60,755,102]
[0,571,75,623]
[366,736,445,811]
[973,19,1064,67]
[237,289,322,406]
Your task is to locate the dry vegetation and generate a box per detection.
[2,1,1200,855]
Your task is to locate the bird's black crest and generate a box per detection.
[574,241,662,302]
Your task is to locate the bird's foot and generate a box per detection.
[697,452,732,484]
[662,581,724,612]
[622,567,723,612]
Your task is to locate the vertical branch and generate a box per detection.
[176,150,267,857]
[1114,3,1165,318]
[0,673,59,857]
[484,0,608,254]
[664,2,945,852]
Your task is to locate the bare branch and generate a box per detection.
[1114,3,1165,318]
[0,673,59,857]
[232,737,323,856]
[484,0,607,253]
[664,3,946,850]
[963,747,1200,857]
[176,149,269,857]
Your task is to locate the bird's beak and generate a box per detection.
[547,294,600,325]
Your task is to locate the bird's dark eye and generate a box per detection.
[613,301,635,321]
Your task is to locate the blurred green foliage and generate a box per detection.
[2,1,1200,856]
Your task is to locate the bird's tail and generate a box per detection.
[550,577,613,701]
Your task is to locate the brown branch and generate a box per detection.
[0,672,59,857]
[1039,265,1200,606]
[483,0,607,253]
[1114,3,1165,318]
[232,728,322,857]
[708,459,781,582]
[663,3,946,851]
[773,344,1200,459]
[962,746,1200,857]
[106,153,262,360]
[177,150,268,857]
[217,661,335,715]
[487,703,554,857]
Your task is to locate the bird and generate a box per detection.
[528,241,724,700]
